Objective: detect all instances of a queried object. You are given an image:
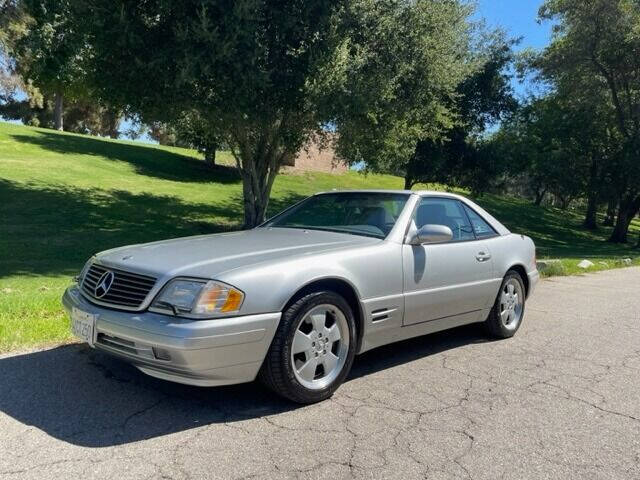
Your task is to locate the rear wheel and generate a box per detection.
[259,291,356,403]
[484,271,526,338]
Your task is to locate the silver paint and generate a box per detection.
[62,190,539,387]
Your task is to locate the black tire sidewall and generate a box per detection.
[278,291,356,403]
[489,271,526,338]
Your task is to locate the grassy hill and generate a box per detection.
[1,121,638,352]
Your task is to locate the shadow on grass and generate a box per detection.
[475,195,639,259]
[10,132,241,184]
[0,323,488,448]
[0,179,306,278]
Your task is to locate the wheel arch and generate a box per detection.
[281,277,365,353]
[506,264,530,297]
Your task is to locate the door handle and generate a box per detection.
[476,251,491,262]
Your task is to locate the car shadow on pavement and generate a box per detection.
[0,324,489,448]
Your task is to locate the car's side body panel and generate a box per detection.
[217,240,405,318]
[358,308,489,354]
[401,240,499,326]
[487,234,538,281]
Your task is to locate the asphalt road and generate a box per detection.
[1,267,639,480]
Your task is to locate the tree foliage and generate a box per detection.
[333,0,477,181]
[0,52,23,104]
[1,0,124,134]
[0,91,122,136]
[147,112,219,165]
[5,0,94,129]
[537,0,640,243]
[74,0,486,227]
[0,1,27,103]
[76,0,350,227]
[405,32,518,193]
[496,92,618,213]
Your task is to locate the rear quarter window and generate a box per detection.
[462,204,498,239]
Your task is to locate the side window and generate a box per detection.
[415,198,475,242]
[462,204,498,239]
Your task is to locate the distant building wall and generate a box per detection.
[285,139,348,174]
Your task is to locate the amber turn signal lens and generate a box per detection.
[221,288,243,312]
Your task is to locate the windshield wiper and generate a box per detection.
[155,300,182,316]
[273,225,384,239]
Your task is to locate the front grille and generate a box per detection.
[81,263,156,309]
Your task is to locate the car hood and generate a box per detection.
[94,228,380,279]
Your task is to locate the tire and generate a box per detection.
[259,290,357,404]
[484,270,526,339]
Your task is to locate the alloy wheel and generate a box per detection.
[290,304,350,390]
[499,278,524,331]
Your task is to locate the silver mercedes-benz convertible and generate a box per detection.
[63,190,538,403]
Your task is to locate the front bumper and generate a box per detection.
[63,286,281,386]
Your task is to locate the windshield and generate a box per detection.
[264,192,410,239]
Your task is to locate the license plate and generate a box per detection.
[71,307,96,346]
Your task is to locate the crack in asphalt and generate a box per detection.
[1,268,640,479]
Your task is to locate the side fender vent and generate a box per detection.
[371,307,398,323]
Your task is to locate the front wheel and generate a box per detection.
[484,271,526,338]
[259,291,357,404]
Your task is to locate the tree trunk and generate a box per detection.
[583,156,599,230]
[204,150,216,166]
[231,121,292,228]
[241,174,267,228]
[583,193,599,230]
[106,109,120,138]
[609,195,640,243]
[53,91,64,131]
[534,187,546,206]
[235,145,283,229]
[404,175,415,190]
[610,209,631,243]
[240,163,280,228]
[557,194,571,210]
[603,199,617,226]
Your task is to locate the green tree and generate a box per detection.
[538,0,640,243]
[0,88,123,136]
[6,0,92,130]
[78,0,477,227]
[496,97,578,206]
[496,91,619,218]
[77,0,349,227]
[0,1,27,104]
[0,52,22,105]
[405,33,518,193]
[333,0,477,186]
[148,112,219,166]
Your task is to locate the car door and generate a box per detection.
[402,197,497,326]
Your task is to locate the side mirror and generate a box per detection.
[408,224,453,245]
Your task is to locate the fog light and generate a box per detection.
[153,347,172,361]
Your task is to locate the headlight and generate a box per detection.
[150,279,244,318]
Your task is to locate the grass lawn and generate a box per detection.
[1,121,638,352]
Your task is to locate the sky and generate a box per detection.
[476,0,551,50]
[475,0,553,97]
